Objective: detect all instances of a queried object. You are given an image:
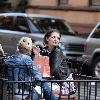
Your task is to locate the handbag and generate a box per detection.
[34,54,50,77]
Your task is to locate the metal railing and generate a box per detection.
[0,77,100,100]
[0,56,100,100]
[0,78,8,100]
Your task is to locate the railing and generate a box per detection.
[0,78,8,100]
[0,76,100,100]
[0,56,99,100]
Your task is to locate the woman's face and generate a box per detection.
[46,32,60,49]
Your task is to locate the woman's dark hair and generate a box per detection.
[43,28,61,45]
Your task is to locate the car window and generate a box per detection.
[29,17,75,36]
[91,25,100,38]
[0,16,14,30]
[15,16,31,33]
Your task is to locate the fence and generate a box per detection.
[0,56,100,100]
[0,78,8,100]
[0,76,100,100]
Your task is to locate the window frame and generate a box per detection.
[58,0,68,6]
[89,0,100,7]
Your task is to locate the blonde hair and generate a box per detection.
[0,44,4,56]
[17,37,32,55]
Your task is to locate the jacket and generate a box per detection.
[4,51,42,81]
[3,51,58,100]
[40,46,70,79]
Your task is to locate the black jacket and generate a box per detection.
[40,46,70,79]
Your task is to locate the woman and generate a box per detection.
[0,44,5,77]
[0,44,4,56]
[4,37,58,100]
[40,29,76,96]
[39,28,70,79]
[31,29,76,97]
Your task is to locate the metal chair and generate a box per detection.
[2,64,40,100]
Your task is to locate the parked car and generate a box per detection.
[0,13,85,60]
[82,22,100,78]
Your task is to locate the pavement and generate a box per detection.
[75,82,100,100]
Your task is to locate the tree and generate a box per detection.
[0,0,10,12]
[15,0,28,12]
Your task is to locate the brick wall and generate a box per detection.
[28,0,58,7]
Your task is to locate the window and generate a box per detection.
[91,25,100,38]
[15,16,30,33]
[0,16,14,30]
[30,17,74,35]
[58,0,68,6]
[90,0,100,6]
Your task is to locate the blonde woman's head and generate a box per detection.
[17,37,32,55]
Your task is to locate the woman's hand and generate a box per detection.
[32,45,40,55]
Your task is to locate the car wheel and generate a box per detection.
[92,57,100,79]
